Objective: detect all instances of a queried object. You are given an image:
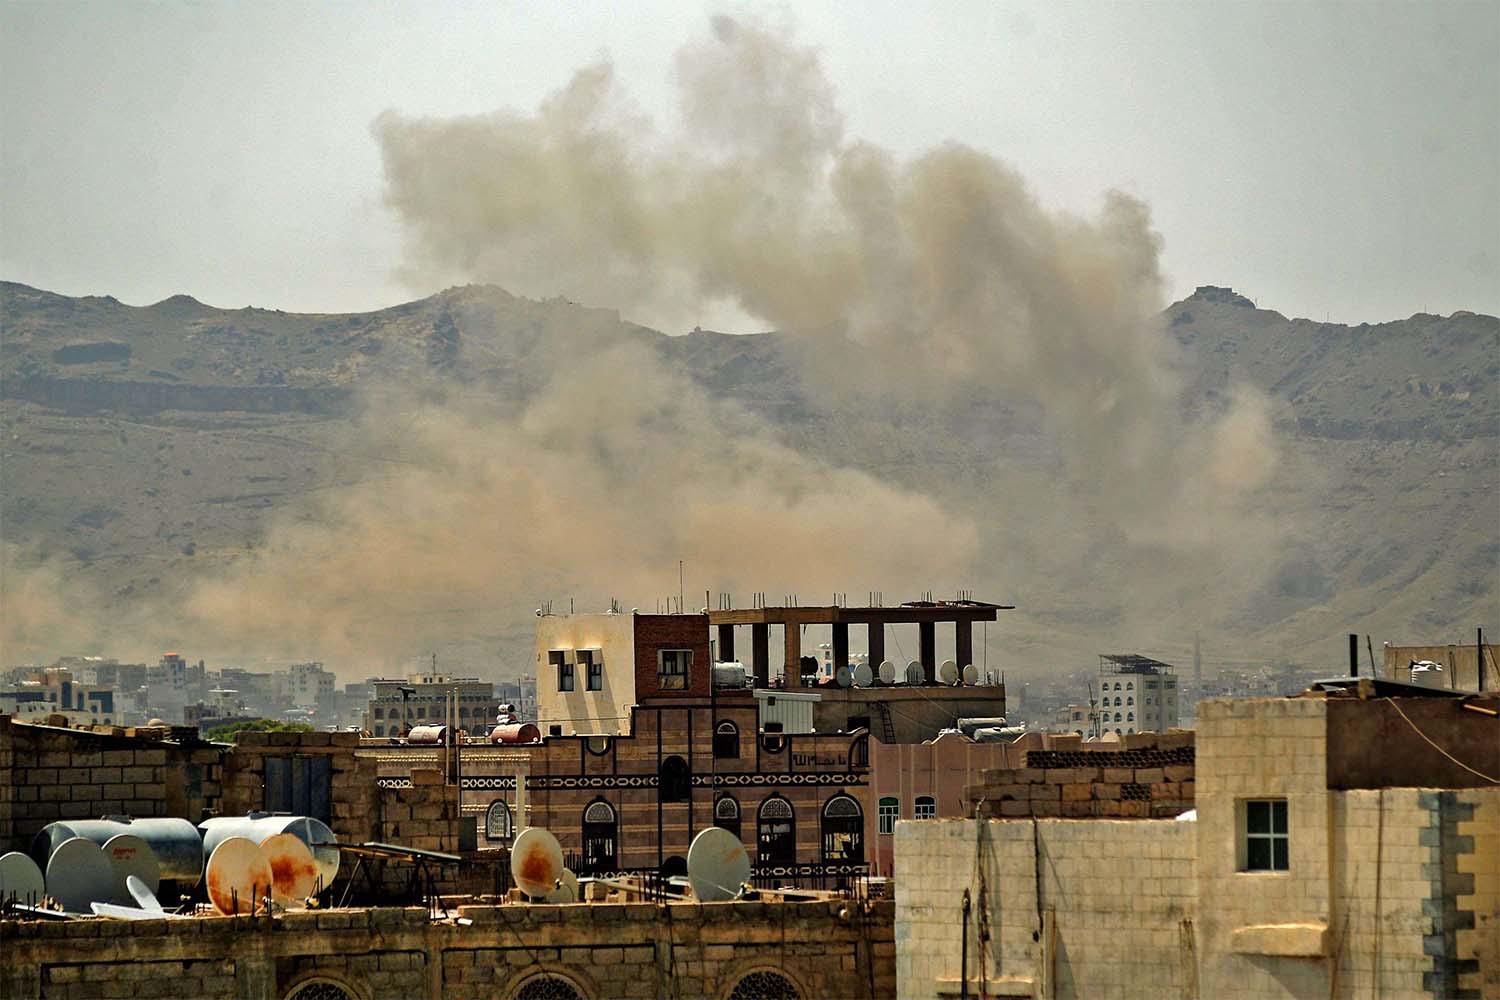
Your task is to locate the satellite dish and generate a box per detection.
[261,833,319,905]
[835,665,853,688]
[0,851,45,906]
[687,827,751,903]
[939,660,959,684]
[546,868,579,904]
[45,837,114,913]
[126,874,165,913]
[905,661,924,685]
[510,827,563,898]
[102,834,160,903]
[205,837,273,915]
[853,663,873,687]
[283,817,341,887]
[878,661,896,684]
[961,663,979,685]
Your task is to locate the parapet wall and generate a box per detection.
[0,899,895,1000]
[968,731,1195,819]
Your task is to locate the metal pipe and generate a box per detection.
[961,888,971,1000]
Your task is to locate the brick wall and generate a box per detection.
[1,899,895,1000]
[632,614,711,700]
[2,716,222,853]
[966,731,1195,819]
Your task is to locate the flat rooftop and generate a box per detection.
[709,600,1011,627]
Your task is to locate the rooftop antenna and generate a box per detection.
[679,560,684,615]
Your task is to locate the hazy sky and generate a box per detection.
[2,1,1496,326]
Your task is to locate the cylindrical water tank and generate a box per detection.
[199,815,339,887]
[712,663,748,688]
[489,722,541,744]
[954,717,1010,738]
[406,724,448,744]
[31,818,203,883]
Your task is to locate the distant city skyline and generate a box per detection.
[2,1,1496,326]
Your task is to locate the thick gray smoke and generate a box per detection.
[376,15,1277,549]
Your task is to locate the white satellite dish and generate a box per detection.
[878,661,896,684]
[545,868,579,903]
[852,662,873,687]
[102,833,160,904]
[961,663,978,685]
[939,659,959,684]
[45,837,114,913]
[835,665,853,688]
[0,851,45,906]
[510,827,564,898]
[126,874,165,913]
[905,661,924,685]
[687,827,751,903]
[205,837,273,915]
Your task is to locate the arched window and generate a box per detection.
[486,799,512,840]
[1127,712,1135,722]
[821,794,864,863]
[849,734,869,768]
[1114,712,1122,722]
[878,796,898,835]
[1126,682,1134,690]
[1114,696,1122,706]
[914,795,936,820]
[757,796,796,865]
[512,973,586,1000]
[582,798,617,873]
[714,721,739,759]
[283,979,357,1000]
[1126,697,1134,706]
[373,707,383,720]
[714,795,742,838]
[659,755,690,803]
[373,725,384,737]
[728,970,801,1000]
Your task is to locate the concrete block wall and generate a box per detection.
[219,730,379,846]
[894,817,1195,1000]
[2,716,222,853]
[1193,696,1331,999]
[967,733,1195,819]
[0,899,894,1000]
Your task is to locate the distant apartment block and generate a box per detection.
[363,672,498,737]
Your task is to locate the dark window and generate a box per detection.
[658,649,691,690]
[757,796,796,865]
[373,707,383,720]
[581,799,618,873]
[821,794,864,863]
[659,755,690,803]
[714,721,739,759]
[264,756,332,823]
[558,662,574,692]
[485,800,512,840]
[714,795,742,838]
[728,971,800,1000]
[850,734,869,768]
[914,795,936,820]
[549,724,563,737]
[878,796,898,835]
[514,974,586,1000]
[1244,799,1289,871]
[846,715,870,732]
[587,661,603,691]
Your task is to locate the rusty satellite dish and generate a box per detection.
[261,832,319,905]
[510,827,563,899]
[205,836,273,915]
[45,837,115,913]
[686,827,751,903]
[0,851,45,906]
[102,833,160,903]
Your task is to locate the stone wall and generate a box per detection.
[0,899,894,1000]
[219,730,379,849]
[966,731,1195,820]
[1,715,222,853]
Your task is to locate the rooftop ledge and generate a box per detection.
[1230,921,1330,957]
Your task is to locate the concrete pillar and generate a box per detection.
[832,623,849,674]
[717,624,735,663]
[955,621,973,674]
[868,623,885,670]
[751,624,770,687]
[919,622,936,683]
[784,624,803,687]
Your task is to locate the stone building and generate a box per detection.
[362,672,499,738]
[894,682,1499,999]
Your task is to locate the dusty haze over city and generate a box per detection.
[1,3,1496,681]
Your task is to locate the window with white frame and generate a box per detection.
[657,649,691,690]
[1243,799,1289,871]
[913,795,936,820]
[878,796,899,835]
